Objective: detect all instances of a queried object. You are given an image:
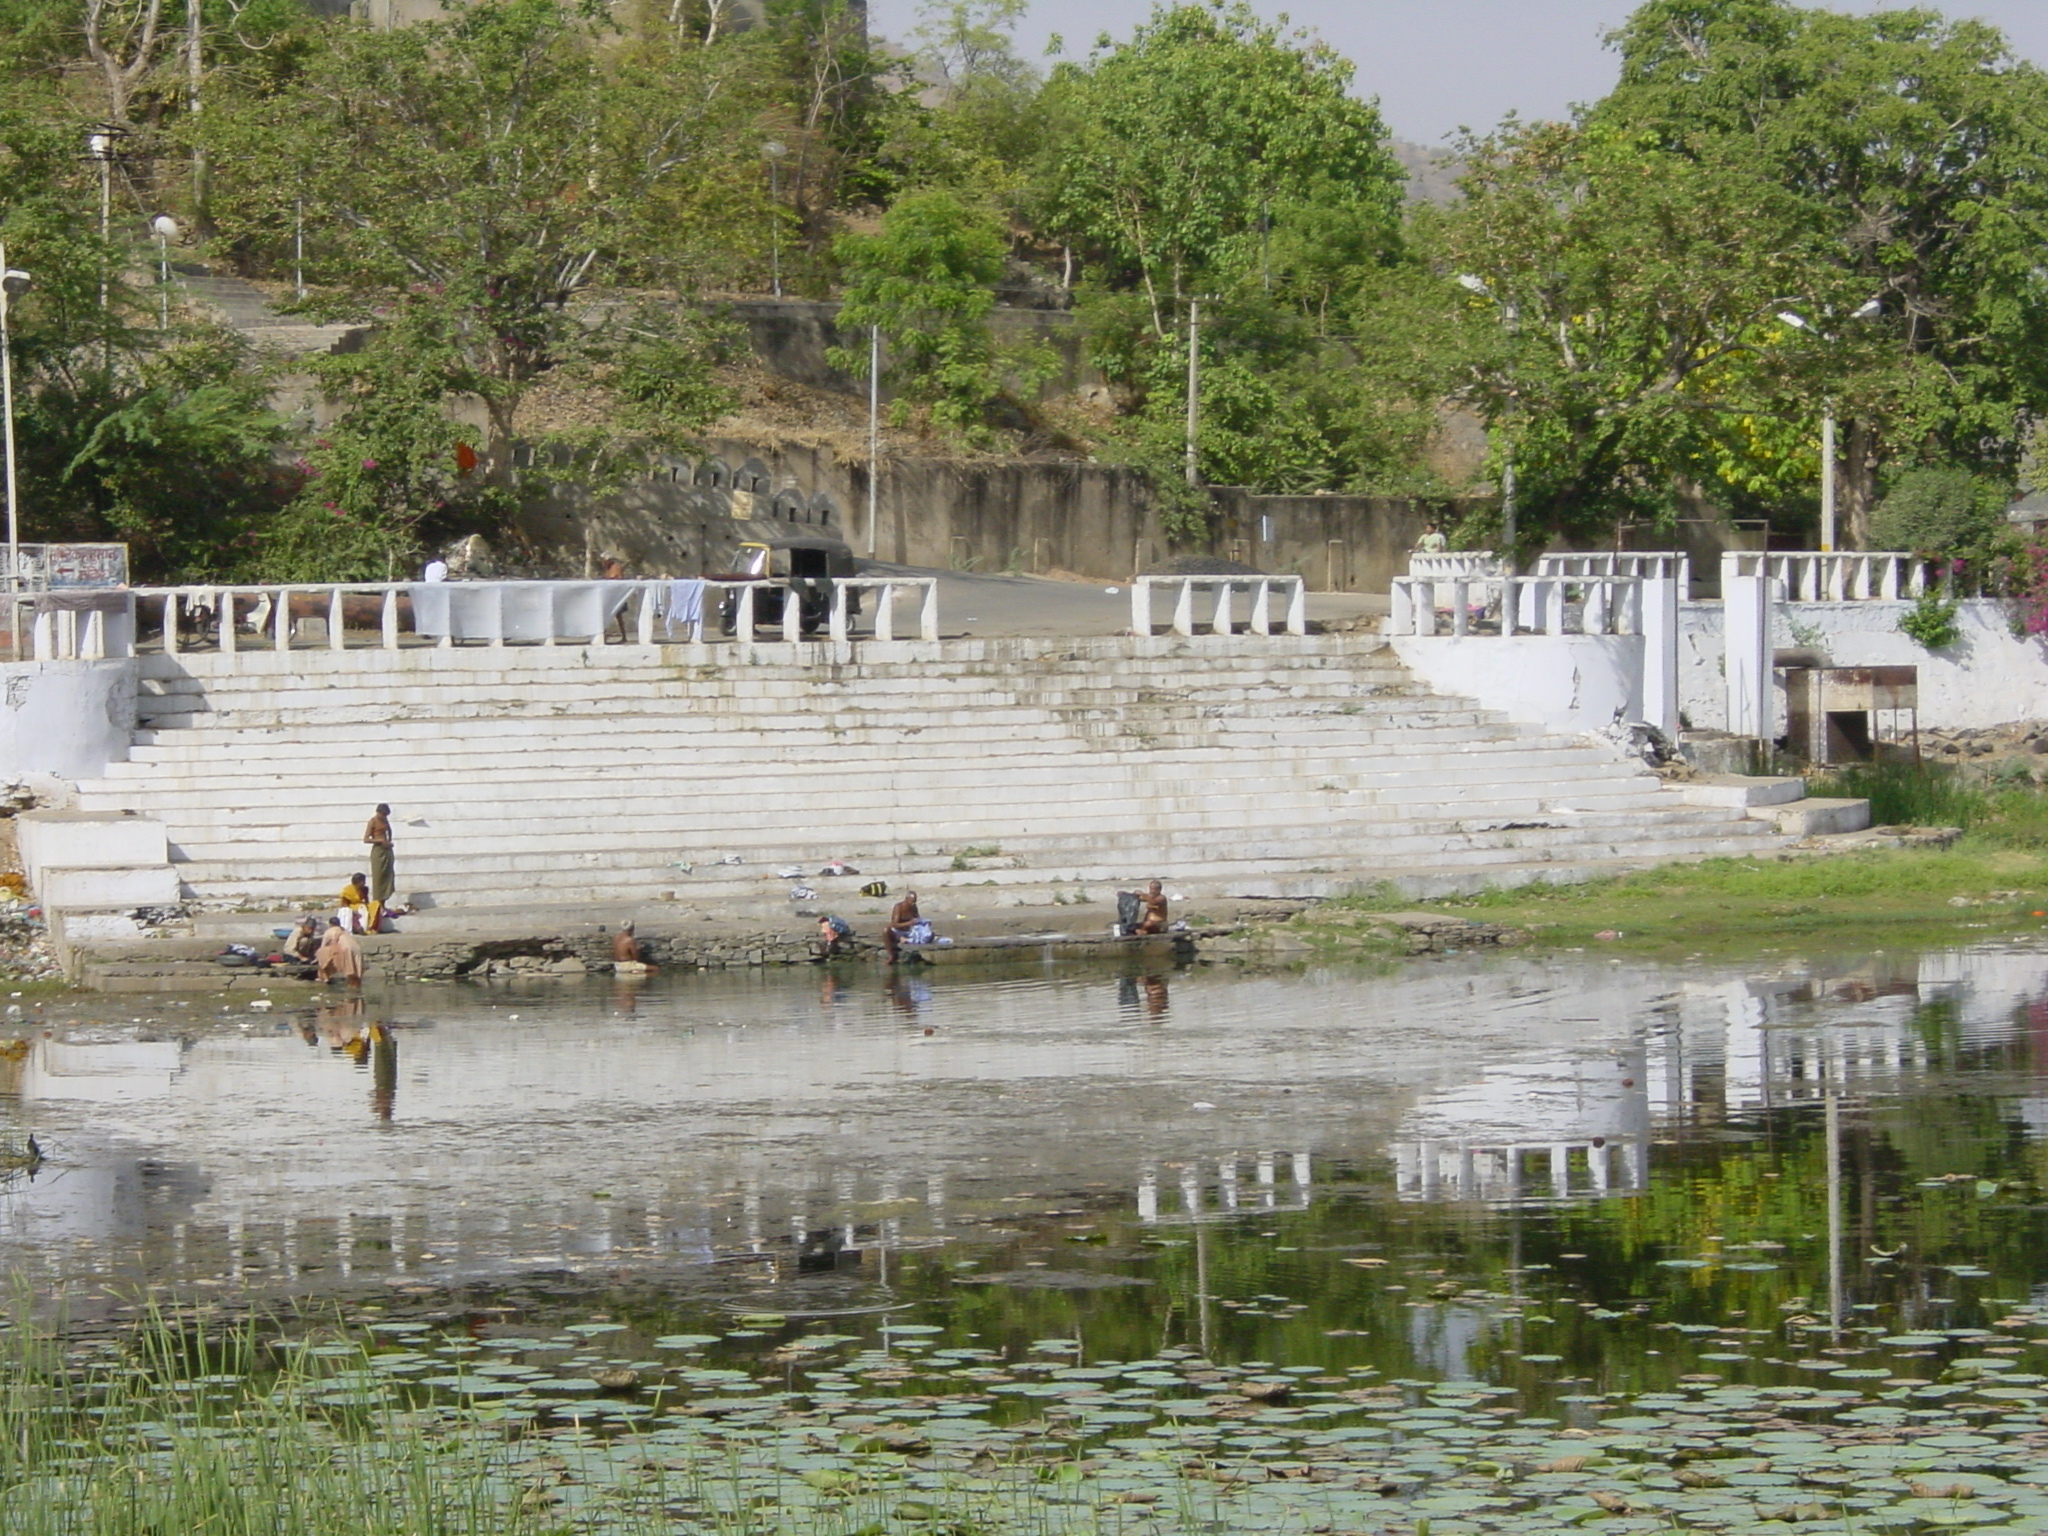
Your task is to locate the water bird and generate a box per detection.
[25,1134,39,1163]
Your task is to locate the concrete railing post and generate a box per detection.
[1389,579,1412,637]
[1500,577,1519,637]
[273,588,291,650]
[918,578,938,642]
[1211,580,1235,635]
[875,582,896,643]
[383,588,401,650]
[636,582,656,645]
[1450,579,1469,636]
[1722,551,1774,739]
[1641,571,1679,738]
[1131,578,1152,637]
[162,592,179,655]
[1250,580,1273,636]
[219,590,236,654]
[780,583,801,644]
[1284,577,1305,636]
[735,583,757,644]
[829,582,851,643]
[328,588,345,651]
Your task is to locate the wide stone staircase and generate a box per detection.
[70,635,1795,915]
[174,266,363,357]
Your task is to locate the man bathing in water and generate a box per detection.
[883,891,922,963]
[1134,880,1169,935]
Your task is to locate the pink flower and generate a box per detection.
[362,459,379,470]
[323,500,336,508]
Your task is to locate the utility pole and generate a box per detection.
[866,324,880,557]
[1184,298,1201,487]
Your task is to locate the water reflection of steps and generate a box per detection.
[73,636,1789,909]
[1136,1153,1315,1224]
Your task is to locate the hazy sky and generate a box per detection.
[867,0,2048,145]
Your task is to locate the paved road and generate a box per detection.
[860,564,1384,638]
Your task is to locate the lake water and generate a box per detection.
[13,945,2048,1533]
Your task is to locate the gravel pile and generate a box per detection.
[1141,555,1265,577]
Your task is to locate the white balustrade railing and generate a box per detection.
[1534,551,1692,598]
[1389,574,1647,637]
[116,576,942,659]
[1130,575,1307,637]
[16,593,136,660]
[828,576,939,642]
[1757,551,1925,602]
[1407,551,1501,581]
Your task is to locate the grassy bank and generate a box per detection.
[1305,764,2048,957]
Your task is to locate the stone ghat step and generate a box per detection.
[99,761,1679,823]
[103,768,1679,821]
[130,684,1453,731]
[115,716,1525,768]
[134,659,1418,700]
[162,829,1787,909]
[87,740,1651,800]
[133,662,1420,708]
[151,791,1732,864]
[137,634,1400,675]
[160,807,1772,879]
[175,848,1786,936]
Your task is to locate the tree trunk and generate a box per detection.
[188,0,210,233]
[1842,418,1877,550]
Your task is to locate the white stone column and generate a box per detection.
[1641,571,1680,738]
[1722,553,1775,740]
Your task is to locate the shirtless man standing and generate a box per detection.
[1133,880,1169,935]
[884,891,922,963]
[364,804,395,905]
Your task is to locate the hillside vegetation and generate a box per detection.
[4,0,2048,580]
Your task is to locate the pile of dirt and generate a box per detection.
[1918,721,2048,781]
[1142,555,1264,577]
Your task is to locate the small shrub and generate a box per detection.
[1899,588,1961,650]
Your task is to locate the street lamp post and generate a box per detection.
[1458,274,1521,573]
[1,252,33,656]
[1775,300,1880,553]
[151,214,179,329]
[1185,297,1201,487]
[762,141,788,299]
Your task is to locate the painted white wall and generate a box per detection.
[0,660,137,782]
[1679,598,2048,733]
[1390,632,1643,735]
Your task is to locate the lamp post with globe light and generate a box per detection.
[762,141,788,299]
[1457,274,1521,572]
[0,253,32,653]
[151,214,179,329]
[1774,299,1881,553]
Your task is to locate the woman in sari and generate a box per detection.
[315,918,364,986]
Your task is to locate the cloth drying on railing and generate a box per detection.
[660,579,707,640]
[406,581,633,642]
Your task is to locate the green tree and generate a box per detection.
[1871,467,2014,569]
[1594,0,2048,545]
[1039,0,1400,336]
[198,0,735,536]
[1413,119,1824,551]
[828,189,1046,442]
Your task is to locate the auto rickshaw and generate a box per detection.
[712,535,859,635]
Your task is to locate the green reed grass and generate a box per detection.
[0,1296,1176,1536]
